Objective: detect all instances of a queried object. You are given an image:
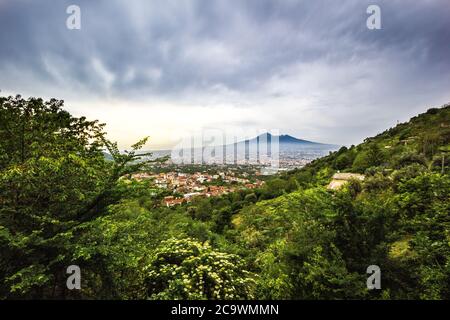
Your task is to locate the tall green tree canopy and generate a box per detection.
[0,96,151,298]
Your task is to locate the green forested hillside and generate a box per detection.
[1,96,449,299]
[289,104,450,179]
[235,104,450,299]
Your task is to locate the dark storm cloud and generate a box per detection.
[0,0,449,144]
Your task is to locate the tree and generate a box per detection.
[292,245,367,299]
[394,152,427,169]
[0,95,153,298]
[212,207,233,233]
[261,178,288,199]
[352,144,385,173]
[191,198,213,221]
[244,193,257,204]
[334,152,353,170]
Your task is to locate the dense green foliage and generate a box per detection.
[1,96,449,299]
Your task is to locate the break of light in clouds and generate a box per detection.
[1,0,449,149]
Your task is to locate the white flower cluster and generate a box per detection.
[144,238,256,299]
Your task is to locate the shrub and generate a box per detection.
[144,238,255,299]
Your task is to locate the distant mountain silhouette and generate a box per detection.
[240,132,338,148]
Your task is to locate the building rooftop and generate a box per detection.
[328,172,365,190]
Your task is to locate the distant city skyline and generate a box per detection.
[1,0,449,149]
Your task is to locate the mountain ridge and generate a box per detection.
[244,132,338,147]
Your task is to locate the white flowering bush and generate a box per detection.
[144,238,255,300]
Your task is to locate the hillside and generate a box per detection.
[232,103,450,299]
[283,104,450,183]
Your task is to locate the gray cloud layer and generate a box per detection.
[1,0,449,146]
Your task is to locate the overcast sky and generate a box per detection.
[1,0,449,149]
